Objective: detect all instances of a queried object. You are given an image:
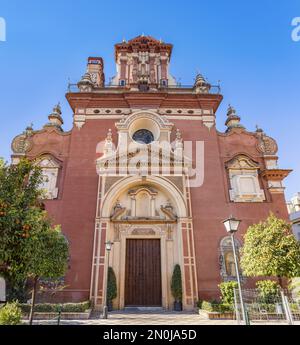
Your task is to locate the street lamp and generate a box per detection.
[102,240,114,319]
[222,215,249,325]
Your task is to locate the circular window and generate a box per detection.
[132,129,154,144]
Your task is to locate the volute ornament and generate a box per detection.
[257,134,278,155]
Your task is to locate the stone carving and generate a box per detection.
[11,126,33,154]
[115,111,173,130]
[111,200,126,219]
[161,201,177,220]
[131,228,156,235]
[226,155,259,170]
[257,134,278,155]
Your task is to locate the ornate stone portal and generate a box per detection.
[90,175,198,311]
[90,110,198,311]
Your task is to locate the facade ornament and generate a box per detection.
[256,128,278,155]
[113,35,174,89]
[103,129,114,156]
[174,129,183,157]
[77,72,94,92]
[44,103,64,131]
[161,200,177,220]
[11,124,34,163]
[225,105,245,132]
[193,73,211,94]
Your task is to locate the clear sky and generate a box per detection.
[0,0,299,199]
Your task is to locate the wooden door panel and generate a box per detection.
[125,239,162,306]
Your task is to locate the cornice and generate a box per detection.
[261,169,292,181]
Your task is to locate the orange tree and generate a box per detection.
[0,158,68,302]
[240,214,300,288]
[26,227,68,325]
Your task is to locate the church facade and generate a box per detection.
[11,36,291,311]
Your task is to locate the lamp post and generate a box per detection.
[222,216,249,325]
[102,240,114,319]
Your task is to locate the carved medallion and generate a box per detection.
[11,133,32,154]
[257,135,278,155]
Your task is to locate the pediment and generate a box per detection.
[96,144,192,175]
[226,155,259,170]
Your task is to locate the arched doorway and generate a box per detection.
[90,175,198,311]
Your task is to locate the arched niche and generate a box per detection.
[101,175,187,219]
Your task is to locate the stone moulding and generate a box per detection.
[260,169,292,181]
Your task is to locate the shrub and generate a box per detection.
[107,267,117,302]
[19,301,91,314]
[171,264,182,302]
[197,300,203,309]
[201,300,233,313]
[256,280,279,303]
[218,281,238,306]
[0,302,22,325]
[201,301,213,312]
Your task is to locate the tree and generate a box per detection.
[106,267,117,310]
[218,281,238,306]
[171,264,183,310]
[0,158,69,321]
[0,158,45,299]
[256,280,279,303]
[26,227,69,325]
[240,214,300,288]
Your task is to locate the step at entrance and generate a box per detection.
[124,307,164,313]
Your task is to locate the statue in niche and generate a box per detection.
[225,252,237,277]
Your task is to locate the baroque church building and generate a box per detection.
[11,36,291,311]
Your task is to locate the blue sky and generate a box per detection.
[0,0,299,199]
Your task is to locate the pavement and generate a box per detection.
[29,311,299,325]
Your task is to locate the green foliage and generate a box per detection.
[240,214,300,284]
[0,302,22,325]
[19,301,91,313]
[197,300,203,309]
[247,303,277,313]
[0,159,45,287]
[256,280,279,303]
[201,300,233,313]
[289,278,300,297]
[171,264,182,302]
[201,300,213,312]
[0,159,69,301]
[218,281,238,306]
[107,267,117,302]
[26,227,69,280]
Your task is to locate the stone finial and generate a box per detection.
[193,73,211,94]
[104,129,114,156]
[77,72,94,92]
[25,123,34,136]
[175,128,182,141]
[174,129,183,157]
[44,103,64,131]
[225,104,245,132]
[255,125,264,134]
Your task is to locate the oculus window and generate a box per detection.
[132,129,154,144]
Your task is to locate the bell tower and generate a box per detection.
[112,35,176,91]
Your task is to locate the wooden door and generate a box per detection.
[125,239,162,306]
